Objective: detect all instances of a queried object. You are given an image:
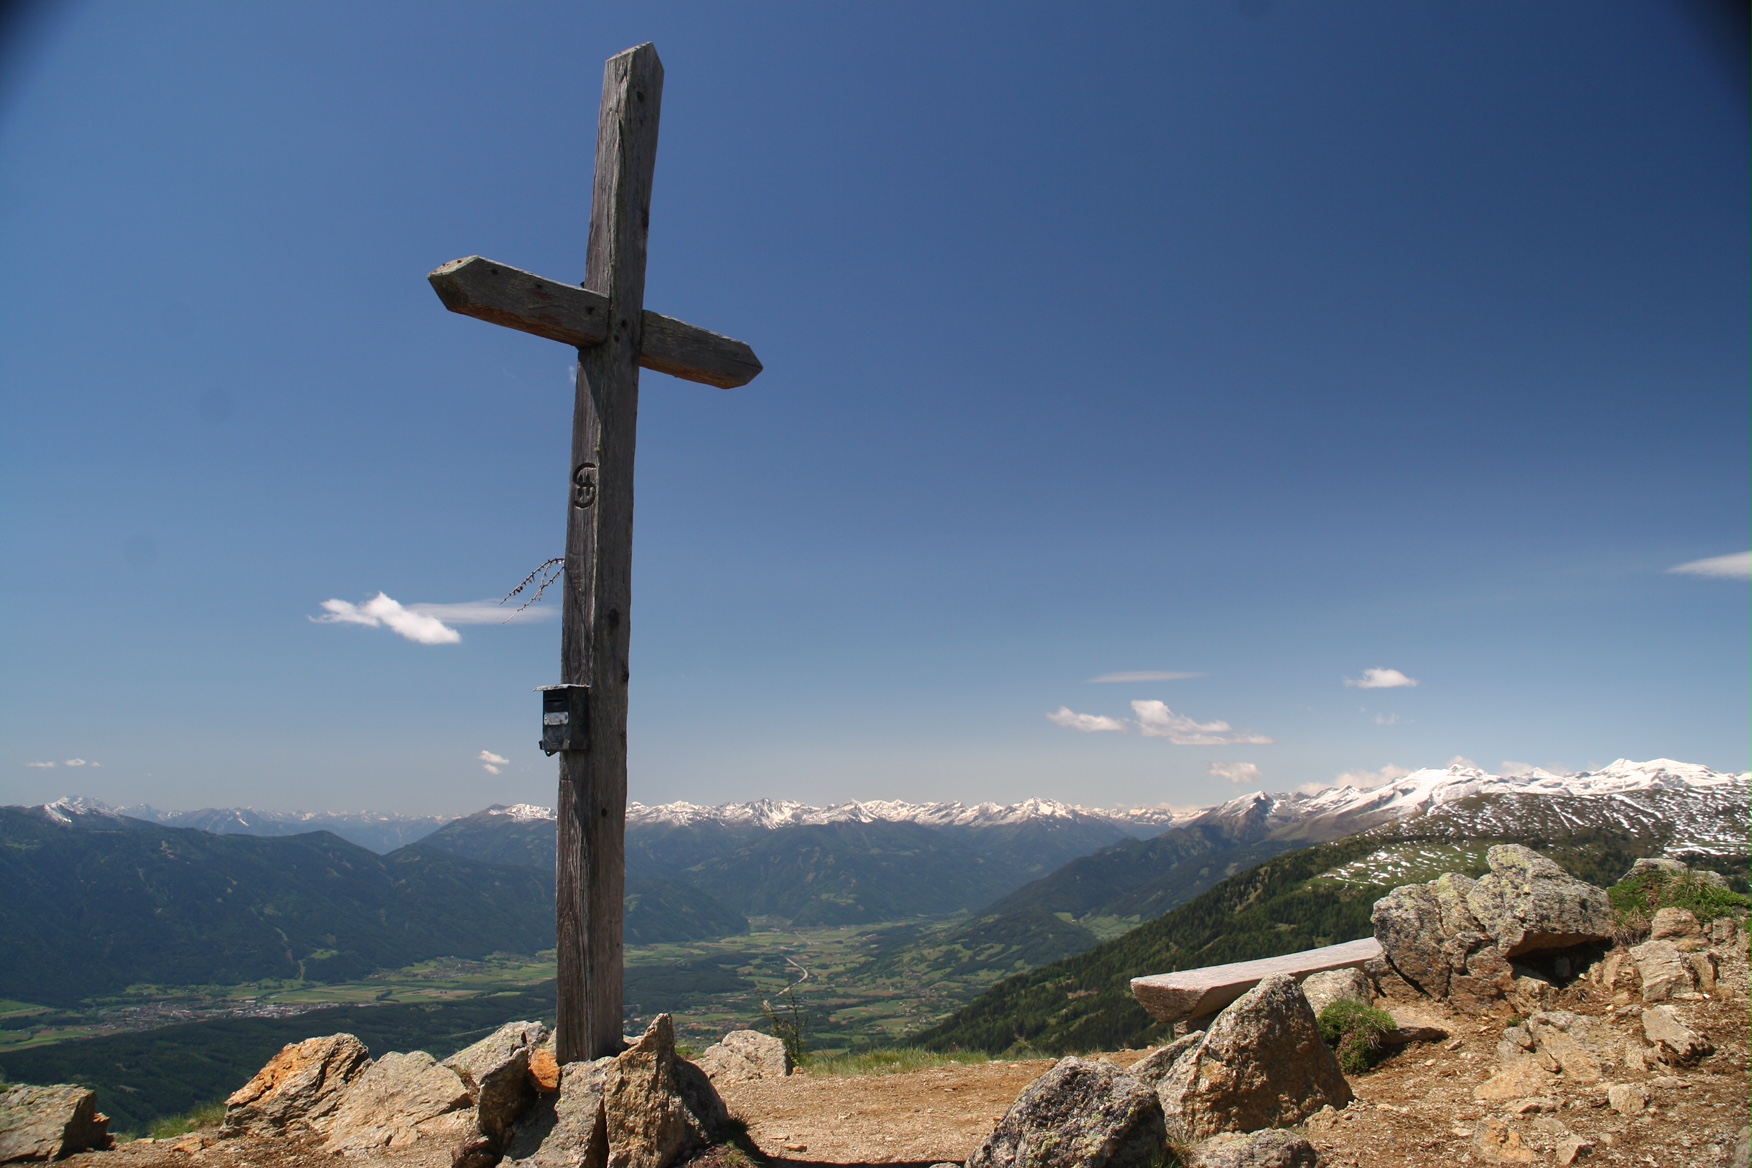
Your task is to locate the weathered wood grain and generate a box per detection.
[1129,937,1383,1025]
[639,310,762,388]
[554,40,663,1064]
[428,257,610,348]
[428,257,761,389]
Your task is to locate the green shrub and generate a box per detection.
[1317,1000,1396,1074]
[147,1102,225,1139]
[1609,871,1750,944]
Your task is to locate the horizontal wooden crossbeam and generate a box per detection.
[428,256,762,389]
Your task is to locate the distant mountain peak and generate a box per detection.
[38,796,125,824]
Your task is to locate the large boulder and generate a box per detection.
[446,1021,551,1143]
[223,1033,372,1136]
[1373,848,1609,1005]
[321,1050,474,1153]
[965,1057,1166,1168]
[693,1029,791,1083]
[1465,845,1611,957]
[1157,974,1351,1141]
[0,1084,113,1163]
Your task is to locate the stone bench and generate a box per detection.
[1130,937,1383,1025]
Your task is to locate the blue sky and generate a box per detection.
[2,2,1746,816]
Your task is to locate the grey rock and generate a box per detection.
[223,1032,372,1136]
[1620,857,1688,882]
[0,1084,114,1163]
[445,1020,550,1143]
[1300,968,1370,1018]
[1186,1129,1319,1168]
[693,1029,791,1083]
[504,1058,615,1168]
[1641,1005,1712,1066]
[1465,845,1612,957]
[965,1057,1165,1168]
[1126,1031,1203,1086]
[1728,1125,1750,1168]
[1630,939,1699,1002]
[1371,883,1453,997]
[322,1050,473,1153]
[1649,907,1703,939]
[1606,1082,1648,1114]
[1157,975,1351,1142]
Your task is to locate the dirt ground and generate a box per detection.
[68,939,1750,1168]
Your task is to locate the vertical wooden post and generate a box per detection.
[556,42,663,1063]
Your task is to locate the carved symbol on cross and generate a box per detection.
[572,463,597,509]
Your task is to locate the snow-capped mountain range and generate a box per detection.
[479,796,1196,834]
[30,758,1747,852]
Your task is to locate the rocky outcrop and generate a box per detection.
[1373,847,1610,1005]
[1185,1129,1319,1167]
[965,1057,1166,1168]
[1156,974,1351,1141]
[222,1033,372,1136]
[1466,845,1610,955]
[604,1015,711,1168]
[321,1051,474,1153]
[694,1029,791,1082]
[503,1058,615,1168]
[446,1021,551,1145]
[0,1084,114,1163]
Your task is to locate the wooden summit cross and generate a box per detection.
[426,42,761,1062]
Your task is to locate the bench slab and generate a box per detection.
[1130,937,1383,1024]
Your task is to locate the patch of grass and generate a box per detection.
[1317,1000,1396,1075]
[1609,870,1750,944]
[802,1046,993,1076]
[148,1101,225,1138]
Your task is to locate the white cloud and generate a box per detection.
[1087,671,1204,684]
[1374,712,1401,726]
[1046,707,1128,733]
[480,750,510,775]
[1669,551,1752,580]
[1345,667,1419,690]
[64,758,95,767]
[312,593,557,645]
[312,593,462,645]
[1208,761,1262,785]
[24,760,55,768]
[1131,700,1273,746]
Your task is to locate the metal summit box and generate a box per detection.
[537,684,589,755]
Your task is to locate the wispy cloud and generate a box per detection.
[1208,761,1262,785]
[1299,763,1412,795]
[24,760,56,768]
[311,593,555,645]
[1087,671,1204,684]
[1669,551,1751,580]
[1131,700,1273,746]
[63,758,96,767]
[1374,712,1401,726]
[1046,707,1128,733]
[479,750,510,775]
[1345,667,1419,690]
